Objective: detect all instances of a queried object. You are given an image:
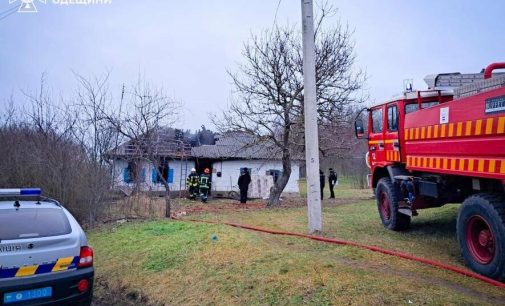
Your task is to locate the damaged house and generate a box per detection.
[108,130,302,197]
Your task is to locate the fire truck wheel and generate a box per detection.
[457,194,505,281]
[376,177,411,231]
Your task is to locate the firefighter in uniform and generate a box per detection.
[186,168,200,199]
[199,168,211,203]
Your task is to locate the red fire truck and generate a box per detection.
[355,62,505,281]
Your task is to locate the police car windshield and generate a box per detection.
[0,206,71,240]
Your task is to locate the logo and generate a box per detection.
[8,0,112,14]
[9,0,46,13]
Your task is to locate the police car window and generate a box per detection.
[372,108,383,133]
[387,105,398,132]
[0,207,71,240]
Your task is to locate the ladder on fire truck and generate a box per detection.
[424,68,505,98]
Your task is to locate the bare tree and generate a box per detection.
[23,73,75,139]
[103,78,181,217]
[73,71,116,166]
[0,95,17,127]
[71,72,118,225]
[0,75,112,227]
[214,4,365,206]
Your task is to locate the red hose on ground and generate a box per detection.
[173,217,505,289]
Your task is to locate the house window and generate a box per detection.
[266,169,282,182]
[152,166,174,184]
[240,167,252,175]
[372,108,383,133]
[124,161,137,183]
[123,161,145,183]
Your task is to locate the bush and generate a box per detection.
[0,124,111,226]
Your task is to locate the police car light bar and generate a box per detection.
[0,188,42,196]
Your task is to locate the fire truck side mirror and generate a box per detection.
[354,119,367,139]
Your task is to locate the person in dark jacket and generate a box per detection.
[328,168,338,199]
[237,168,251,204]
[319,169,325,200]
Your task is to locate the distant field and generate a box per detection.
[88,182,505,305]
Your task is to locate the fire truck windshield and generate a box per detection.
[405,101,439,114]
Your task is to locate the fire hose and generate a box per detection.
[172,216,505,289]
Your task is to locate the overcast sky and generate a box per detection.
[1,0,504,131]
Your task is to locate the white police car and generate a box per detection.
[0,189,94,305]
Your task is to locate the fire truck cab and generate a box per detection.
[355,63,505,281]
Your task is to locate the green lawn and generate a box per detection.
[298,176,373,199]
[88,184,505,305]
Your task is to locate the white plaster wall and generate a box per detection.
[111,158,300,194]
[211,160,300,194]
[112,159,195,191]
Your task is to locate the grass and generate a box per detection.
[88,182,505,305]
[298,176,373,199]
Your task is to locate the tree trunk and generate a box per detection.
[163,183,171,218]
[267,148,292,207]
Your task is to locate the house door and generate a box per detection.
[196,159,213,195]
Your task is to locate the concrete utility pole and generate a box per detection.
[301,0,322,233]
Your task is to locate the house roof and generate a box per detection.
[191,132,304,161]
[106,131,305,162]
[105,128,192,159]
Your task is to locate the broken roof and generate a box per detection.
[107,131,304,161]
[191,132,304,161]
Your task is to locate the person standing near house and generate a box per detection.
[328,168,338,199]
[199,168,211,203]
[186,168,200,200]
[237,168,251,204]
[319,169,325,200]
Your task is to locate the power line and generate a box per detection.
[0,6,18,22]
[0,5,18,17]
[0,10,17,22]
